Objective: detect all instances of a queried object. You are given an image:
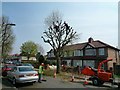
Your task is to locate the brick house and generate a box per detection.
[47,38,120,70]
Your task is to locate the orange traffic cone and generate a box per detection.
[53,69,56,78]
[71,74,74,82]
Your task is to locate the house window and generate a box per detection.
[66,60,71,66]
[73,60,82,67]
[64,51,72,57]
[74,50,83,56]
[99,48,105,55]
[83,60,95,68]
[80,50,83,56]
[69,51,74,57]
[67,51,70,57]
[85,49,96,56]
[64,51,67,57]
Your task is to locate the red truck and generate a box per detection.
[81,59,113,86]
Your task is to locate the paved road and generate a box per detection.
[1,76,119,90]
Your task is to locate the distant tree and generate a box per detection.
[0,16,15,59]
[20,41,38,60]
[36,52,45,64]
[42,11,78,73]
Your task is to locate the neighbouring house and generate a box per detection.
[20,56,36,61]
[9,54,36,62]
[47,37,120,70]
[9,54,21,63]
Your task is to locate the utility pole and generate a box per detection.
[1,23,16,61]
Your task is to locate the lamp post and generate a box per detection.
[1,23,16,60]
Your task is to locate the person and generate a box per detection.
[109,67,114,87]
[38,63,44,83]
[77,65,80,75]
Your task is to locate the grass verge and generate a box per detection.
[43,69,85,81]
[114,74,120,78]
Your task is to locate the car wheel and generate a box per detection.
[92,78,99,86]
[12,78,16,85]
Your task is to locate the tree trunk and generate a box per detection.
[27,55,30,60]
[56,57,61,74]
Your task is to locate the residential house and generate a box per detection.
[10,54,36,62]
[47,38,120,70]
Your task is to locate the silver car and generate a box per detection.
[7,66,38,85]
[22,63,34,69]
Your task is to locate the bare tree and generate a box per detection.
[42,11,78,73]
[44,10,62,27]
[0,16,15,59]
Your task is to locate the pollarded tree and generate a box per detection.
[20,41,38,60]
[42,11,78,73]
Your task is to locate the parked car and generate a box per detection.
[22,63,34,69]
[12,60,21,65]
[7,66,38,85]
[4,60,13,64]
[2,64,15,76]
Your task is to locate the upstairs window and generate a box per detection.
[64,51,70,57]
[64,51,67,57]
[99,48,105,55]
[85,49,96,56]
[74,50,83,56]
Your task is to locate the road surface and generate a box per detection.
[1,76,119,90]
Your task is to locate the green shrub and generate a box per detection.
[44,60,50,65]
[51,61,57,65]
[43,69,54,76]
[22,60,39,68]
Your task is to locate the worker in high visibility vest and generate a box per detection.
[38,63,44,83]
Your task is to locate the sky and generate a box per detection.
[2,1,118,55]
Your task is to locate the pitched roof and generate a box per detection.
[63,39,120,51]
[63,43,87,51]
[47,38,120,52]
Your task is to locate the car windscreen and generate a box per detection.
[19,67,34,72]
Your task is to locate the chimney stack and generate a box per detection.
[88,37,94,43]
